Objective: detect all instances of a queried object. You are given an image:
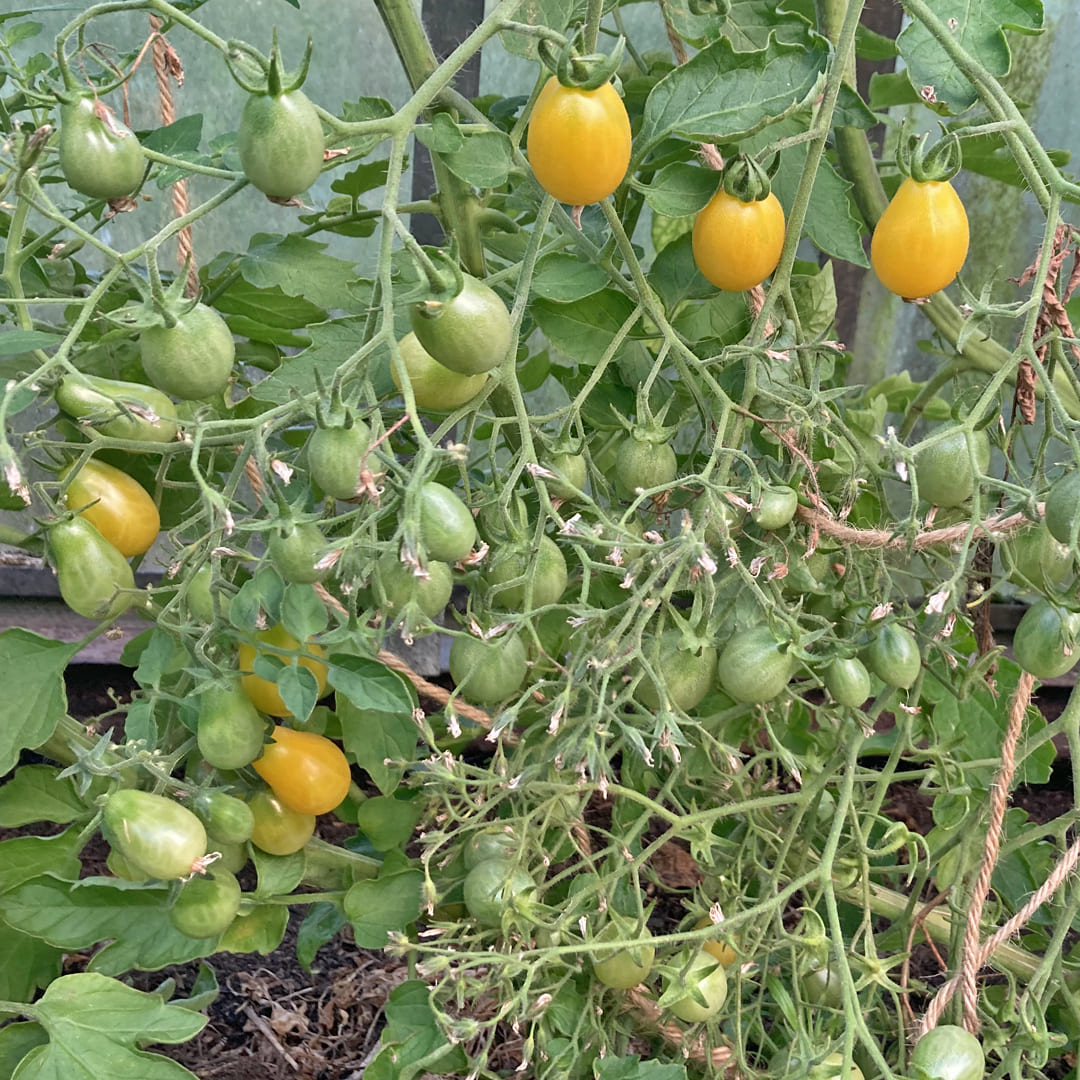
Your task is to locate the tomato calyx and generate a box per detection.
[227,28,313,97]
[898,129,963,185]
[538,28,626,91]
[721,153,775,204]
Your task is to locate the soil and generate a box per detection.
[4,666,1076,1079]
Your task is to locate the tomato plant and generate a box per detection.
[252,725,352,815]
[60,459,160,558]
[139,303,235,401]
[665,949,728,1022]
[448,633,528,705]
[526,77,631,205]
[103,791,207,881]
[58,95,145,200]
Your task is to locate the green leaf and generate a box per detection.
[355,796,421,852]
[365,980,467,1080]
[663,0,816,51]
[834,83,877,129]
[214,279,327,331]
[334,656,417,795]
[855,22,900,61]
[414,113,464,154]
[958,132,1070,190]
[595,1057,688,1080]
[0,329,60,356]
[330,159,391,198]
[217,904,288,954]
[531,290,639,367]
[249,317,373,404]
[0,766,85,827]
[672,293,752,350]
[868,70,922,110]
[296,902,347,973]
[0,1022,48,1078]
[0,833,82,895]
[340,97,395,157]
[0,876,214,976]
[636,162,717,218]
[437,130,513,188]
[251,848,305,898]
[13,972,204,1080]
[638,36,828,153]
[790,260,838,339]
[280,583,329,642]
[531,253,610,303]
[238,233,363,312]
[0,630,77,776]
[0,924,63,1016]
[344,850,422,948]
[898,0,1043,113]
[648,232,716,313]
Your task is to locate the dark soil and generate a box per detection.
[5,666,1075,1079]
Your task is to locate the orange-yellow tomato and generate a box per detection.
[247,790,316,855]
[526,77,631,206]
[692,188,786,292]
[61,459,160,557]
[237,624,328,718]
[252,725,351,816]
[870,177,969,299]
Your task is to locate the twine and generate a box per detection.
[916,671,1035,1040]
[150,17,198,297]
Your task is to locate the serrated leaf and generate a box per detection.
[898,0,1042,113]
[499,0,574,57]
[330,159,390,198]
[648,232,717,312]
[595,1057,688,1080]
[0,876,214,976]
[790,260,837,339]
[0,766,84,827]
[531,290,639,367]
[663,0,815,51]
[141,114,203,156]
[14,972,204,1080]
[0,630,77,776]
[414,113,464,154]
[636,162,717,218]
[0,833,82,895]
[639,36,827,152]
[238,233,363,312]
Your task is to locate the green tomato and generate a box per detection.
[48,516,135,620]
[463,857,536,926]
[666,949,728,1022]
[463,828,518,871]
[545,452,588,500]
[801,962,844,1008]
[1045,471,1080,546]
[207,836,249,874]
[54,373,180,444]
[169,867,242,940]
[58,95,145,200]
[247,790,315,856]
[822,656,872,707]
[716,626,796,704]
[103,790,207,880]
[909,1025,984,1080]
[377,556,454,620]
[484,535,568,610]
[186,565,217,624]
[106,845,150,882]
[449,633,528,705]
[913,426,990,508]
[139,304,235,400]
[1012,599,1080,680]
[410,274,512,375]
[391,332,489,412]
[615,436,677,498]
[592,924,655,989]
[752,485,798,530]
[307,419,371,500]
[197,679,268,770]
[238,88,324,198]
[1004,521,1073,590]
[636,630,718,713]
[268,519,329,585]
[418,482,477,563]
[863,623,921,690]
[193,791,256,845]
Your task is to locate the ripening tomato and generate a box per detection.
[139,303,235,401]
[102,790,207,880]
[526,77,632,205]
[60,459,160,557]
[54,373,179,444]
[692,188,786,292]
[391,332,488,412]
[871,177,969,299]
[252,725,352,815]
[237,624,329,718]
[48,516,135,621]
[909,1024,984,1080]
[410,274,512,376]
[247,790,316,855]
